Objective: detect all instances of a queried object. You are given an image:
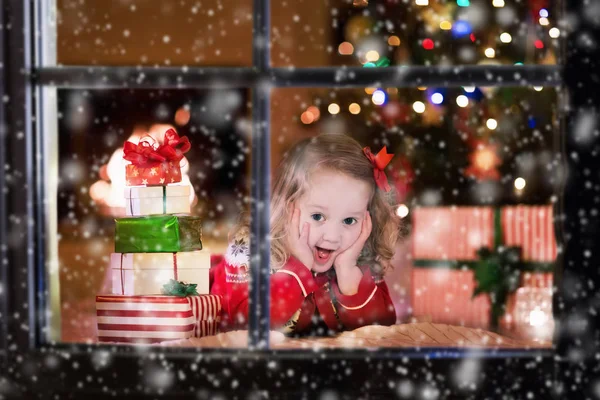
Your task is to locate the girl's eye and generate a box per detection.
[311,213,325,222]
[343,217,357,226]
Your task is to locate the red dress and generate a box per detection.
[210,239,396,334]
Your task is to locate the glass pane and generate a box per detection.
[268,86,559,349]
[51,0,252,66]
[48,88,251,347]
[271,0,560,67]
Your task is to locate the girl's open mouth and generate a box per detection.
[315,246,333,263]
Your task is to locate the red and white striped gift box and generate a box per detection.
[510,287,554,341]
[411,206,556,329]
[501,206,557,262]
[412,206,557,261]
[187,295,221,337]
[412,206,495,261]
[96,294,222,344]
[503,272,553,331]
[411,268,491,328]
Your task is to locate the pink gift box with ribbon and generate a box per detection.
[411,205,556,329]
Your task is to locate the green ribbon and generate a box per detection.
[472,245,522,329]
[414,208,554,329]
[161,279,199,297]
[412,259,554,272]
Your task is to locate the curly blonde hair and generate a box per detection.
[231,134,401,275]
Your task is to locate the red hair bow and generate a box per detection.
[123,128,191,167]
[363,146,394,192]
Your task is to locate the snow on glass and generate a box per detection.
[5,0,599,397]
[53,0,560,67]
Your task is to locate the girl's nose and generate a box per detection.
[321,223,341,245]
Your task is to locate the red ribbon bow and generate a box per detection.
[363,146,394,192]
[123,128,191,167]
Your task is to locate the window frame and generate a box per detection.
[2,0,585,396]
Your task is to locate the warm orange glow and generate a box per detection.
[301,111,315,124]
[89,180,110,203]
[474,148,497,170]
[307,106,320,121]
[388,36,401,46]
[465,142,502,180]
[365,87,376,94]
[174,107,191,126]
[349,103,361,114]
[386,88,398,95]
[338,42,354,55]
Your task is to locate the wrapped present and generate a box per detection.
[411,205,556,329]
[96,294,221,344]
[123,128,190,186]
[125,162,182,186]
[124,185,190,217]
[111,252,211,295]
[502,272,553,332]
[412,268,491,328]
[115,215,202,253]
[412,206,557,262]
[500,206,557,262]
[188,295,222,337]
[509,287,554,342]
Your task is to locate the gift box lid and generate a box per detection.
[96,294,192,306]
[111,251,211,271]
[124,185,190,199]
[96,294,222,316]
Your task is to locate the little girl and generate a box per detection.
[210,134,401,335]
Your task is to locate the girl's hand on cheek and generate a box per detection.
[287,208,315,271]
[332,211,372,274]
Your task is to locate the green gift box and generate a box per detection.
[115,215,203,253]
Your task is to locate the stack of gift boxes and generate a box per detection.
[96,129,221,344]
[410,205,555,340]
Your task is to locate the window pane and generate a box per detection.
[49,88,250,347]
[52,0,252,66]
[271,1,560,67]
[268,86,559,349]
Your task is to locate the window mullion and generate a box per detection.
[248,0,271,350]
[34,65,561,89]
[3,0,38,353]
[271,65,562,88]
[34,66,259,89]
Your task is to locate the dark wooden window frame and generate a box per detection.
[3,0,597,397]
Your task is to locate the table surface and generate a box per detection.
[158,323,552,349]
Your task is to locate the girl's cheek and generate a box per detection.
[347,228,361,246]
[297,212,310,235]
[307,224,320,247]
